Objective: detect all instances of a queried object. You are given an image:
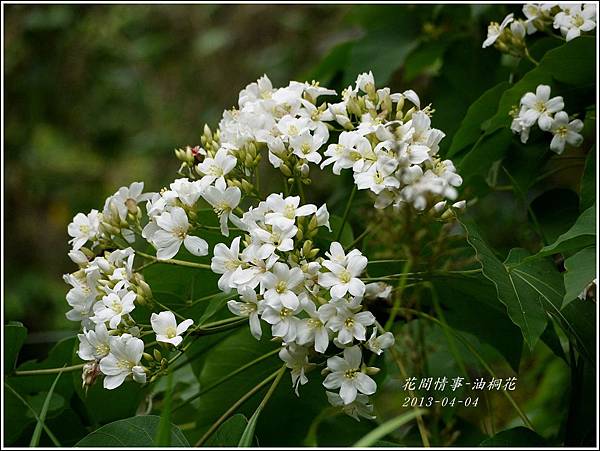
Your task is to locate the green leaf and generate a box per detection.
[563,246,596,305]
[30,366,65,447]
[540,320,567,363]
[75,415,189,447]
[479,426,547,446]
[560,299,595,363]
[460,218,549,349]
[11,336,77,400]
[536,203,596,257]
[447,81,509,158]
[204,414,248,447]
[435,274,524,372]
[458,128,513,181]
[580,149,596,212]
[353,410,426,447]
[403,39,447,82]
[4,321,27,373]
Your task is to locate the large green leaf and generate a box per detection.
[460,218,549,349]
[204,414,248,447]
[536,203,596,257]
[434,275,523,372]
[458,128,513,181]
[447,81,509,158]
[75,415,189,447]
[563,246,596,305]
[4,321,27,373]
[479,426,547,446]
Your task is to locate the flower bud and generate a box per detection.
[364,366,381,376]
[82,361,101,389]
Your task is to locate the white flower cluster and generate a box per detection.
[66,184,196,390]
[483,4,596,52]
[213,194,394,414]
[142,176,241,260]
[321,71,463,211]
[178,72,463,215]
[510,84,584,154]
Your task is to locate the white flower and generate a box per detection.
[196,148,237,188]
[65,278,97,329]
[169,178,204,207]
[250,222,297,256]
[202,178,241,236]
[356,71,375,93]
[262,262,305,309]
[554,4,596,41]
[264,193,317,229]
[322,131,369,175]
[99,334,146,389]
[319,253,368,298]
[328,308,375,344]
[296,301,336,353]
[519,84,564,131]
[289,130,326,164]
[103,181,153,222]
[326,392,375,421]
[151,311,194,347]
[150,207,208,260]
[227,287,264,339]
[92,289,136,329]
[279,343,311,395]
[77,323,111,361]
[365,328,395,355]
[323,241,362,266]
[353,157,400,194]
[212,236,244,292]
[364,282,393,300]
[315,204,331,231]
[323,346,376,404]
[261,301,302,342]
[68,210,101,250]
[482,13,514,48]
[549,111,584,154]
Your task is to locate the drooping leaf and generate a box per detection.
[535,203,596,257]
[4,321,28,373]
[460,218,548,349]
[75,415,189,447]
[479,426,547,446]
[563,246,596,305]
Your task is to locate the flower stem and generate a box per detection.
[136,251,212,270]
[13,363,84,376]
[172,348,280,411]
[384,258,412,331]
[194,366,283,446]
[337,185,356,242]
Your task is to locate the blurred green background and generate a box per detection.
[4,4,353,341]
